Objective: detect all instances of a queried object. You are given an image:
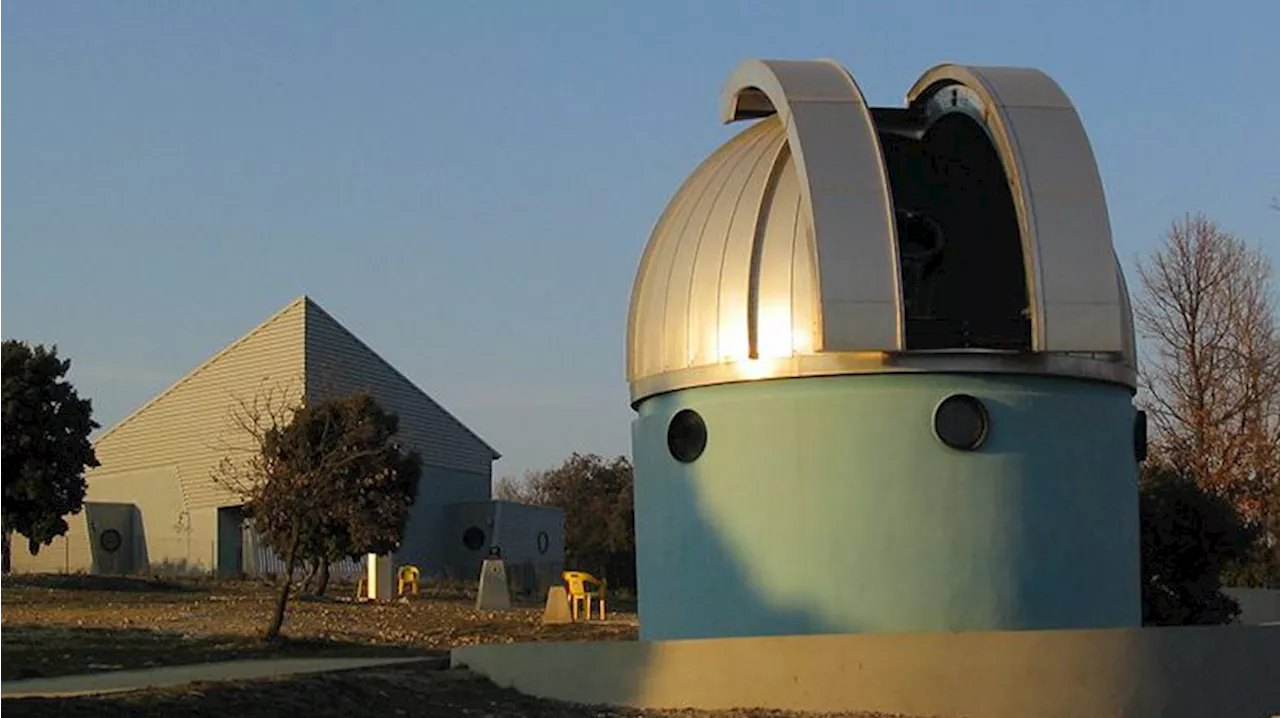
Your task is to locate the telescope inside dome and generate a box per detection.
[874,97,1032,352]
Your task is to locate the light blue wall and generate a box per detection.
[632,373,1141,641]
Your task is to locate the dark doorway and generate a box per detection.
[217,506,245,577]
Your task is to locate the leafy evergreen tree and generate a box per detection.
[2,340,100,567]
[1140,461,1257,625]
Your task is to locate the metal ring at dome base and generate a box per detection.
[630,351,1135,407]
[934,394,989,451]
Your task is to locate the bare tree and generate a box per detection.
[1135,214,1280,530]
[493,474,540,504]
[211,380,301,499]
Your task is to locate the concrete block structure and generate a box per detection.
[626,59,1144,640]
[442,500,565,595]
[10,296,560,580]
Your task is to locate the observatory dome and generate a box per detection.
[626,60,1136,405]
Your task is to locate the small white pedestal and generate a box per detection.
[366,552,396,601]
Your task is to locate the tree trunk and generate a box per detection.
[301,560,319,594]
[265,530,300,642]
[313,560,331,597]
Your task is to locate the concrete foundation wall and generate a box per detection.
[10,502,148,575]
[490,501,564,565]
[89,466,217,575]
[632,373,1142,640]
[492,502,565,595]
[453,626,1280,718]
[440,501,565,592]
[9,512,93,574]
[1227,587,1280,625]
[85,502,139,574]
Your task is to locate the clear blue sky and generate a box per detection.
[5,1,1278,481]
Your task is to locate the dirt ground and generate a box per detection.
[1,574,912,717]
[2,662,914,718]
[0,573,635,680]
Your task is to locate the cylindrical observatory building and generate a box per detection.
[627,59,1145,641]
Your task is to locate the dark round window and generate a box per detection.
[1134,410,1148,463]
[536,531,550,555]
[99,529,122,553]
[462,526,486,551]
[933,394,989,451]
[668,409,708,463]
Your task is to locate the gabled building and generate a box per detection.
[12,297,563,582]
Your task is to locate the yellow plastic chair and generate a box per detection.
[397,565,421,597]
[562,570,607,621]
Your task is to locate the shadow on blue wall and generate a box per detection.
[633,431,853,641]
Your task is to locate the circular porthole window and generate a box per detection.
[462,526,486,551]
[1134,410,1148,463]
[536,531,550,555]
[99,529,122,553]
[667,409,708,463]
[933,394,989,451]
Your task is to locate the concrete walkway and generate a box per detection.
[2,656,442,699]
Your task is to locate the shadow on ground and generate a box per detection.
[2,574,203,594]
[1,624,436,681]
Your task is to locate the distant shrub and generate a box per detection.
[1140,462,1258,625]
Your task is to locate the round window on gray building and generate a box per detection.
[99,529,122,553]
[536,531,550,555]
[933,394,989,451]
[462,526,486,551]
[668,409,708,463]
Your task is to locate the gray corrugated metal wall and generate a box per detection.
[89,300,307,511]
[243,528,365,579]
[303,299,498,474]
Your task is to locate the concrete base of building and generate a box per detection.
[1226,587,1280,625]
[452,625,1280,718]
